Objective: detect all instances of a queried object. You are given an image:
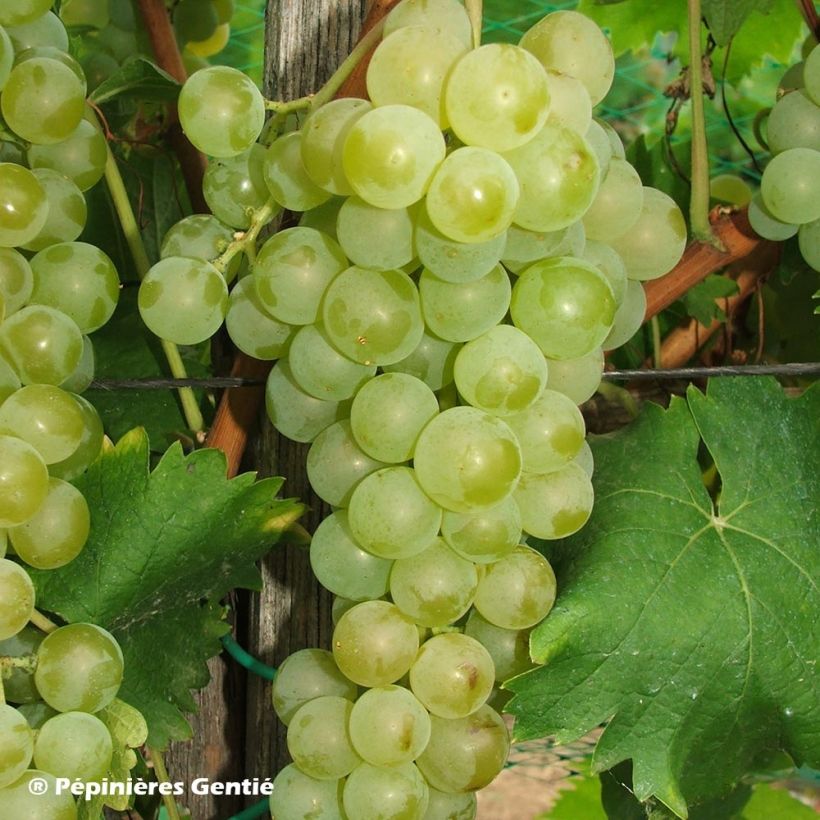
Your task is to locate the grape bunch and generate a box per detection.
[748,40,820,271]
[0,6,127,817]
[153,1,688,816]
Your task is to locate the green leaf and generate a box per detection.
[741,783,819,819]
[681,274,739,326]
[544,776,607,819]
[701,0,775,46]
[89,57,180,105]
[30,429,304,748]
[507,378,820,817]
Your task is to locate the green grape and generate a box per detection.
[473,545,556,629]
[0,435,49,528]
[0,705,34,789]
[390,537,477,627]
[287,696,360,780]
[57,334,94,394]
[35,623,124,713]
[48,394,103,481]
[415,206,505,283]
[350,373,438,463]
[760,147,820,224]
[0,559,35,641]
[9,478,89,570]
[747,193,799,241]
[0,25,13,91]
[301,98,373,196]
[27,118,108,192]
[506,389,585,475]
[0,625,43,703]
[798,218,820,271]
[445,44,550,153]
[21,169,86,252]
[0,770,78,820]
[464,611,532,682]
[186,21,230,58]
[34,711,113,780]
[322,266,424,366]
[0,163,49,248]
[15,45,86,85]
[269,765,345,820]
[348,466,442,559]
[384,0,471,46]
[332,600,420,687]
[254,227,348,325]
[545,346,603,404]
[349,685,431,767]
[310,511,393,601]
[60,0,110,28]
[307,420,387,507]
[80,49,119,92]
[440,497,521,564]
[778,61,806,94]
[337,197,415,271]
[417,705,509,792]
[520,10,615,105]
[382,329,459,391]
[709,174,753,207]
[265,361,348,444]
[582,240,627,304]
[0,357,20,405]
[543,70,592,134]
[502,221,586,273]
[425,147,519,244]
[298,196,344,239]
[806,44,820,105]
[17,701,58,729]
[514,462,594,540]
[272,648,357,725]
[332,596,357,625]
[342,104,446,208]
[203,144,270,229]
[610,187,688,281]
[138,256,228,345]
[420,264,511,343]
[212,0,235,25]
[174,0,218,44]
[424,788,477,820]
[414,406,521,513]
[0,384,84,464]
[367,25,467,128]
[409,633,494,719]
[503,121,600,233]
[603,278,646,350]
[264,131,332,212]
[5,11,68,50]
[344,761,429,820]
[178,66,265,158]
[582,158,644,242]
[225,277,293,360]
[574,439,594,477]
[30,242,119,333]
[584,120,613,179]
[454,325,547,416]
[0,249,33,315]
[767,90,820,154]
[160,214,234,268]
[2,57,85,145]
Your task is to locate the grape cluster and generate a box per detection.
[157,1,688,815]
[0,7,126,817]
[748,40,820,270]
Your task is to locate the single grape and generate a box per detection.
[805,43,820,105]
[269,765,345,820]
[344,762,429,820]
[0,163,49,249]
[440,496,521,564]
[464,611,533,682]
[272,648,357,726]
[22,169,86,252]
[81,49,120,92]
[298,196,344,239]
[445,44,550,152]
[0,25,11,91]
[310,511,393,602]
[34,711,113,781]
[424,788,477,820]
[798,218,820,271]
[514,462,594,540]
[582,240,627,304]
[0,1,58,28]
[287,696,360,780]
[27,118,108,192]
[709,174,753,207]
[384,0,471,46]
[760,147,820,224]
[0,249,34,315]
[0,705,34,789]
[17,702,58,729]
[332,600,420,688]
[545,347,604,404]
[543,70,592,134]
[174,0,218,43]
[203,144,270,229]
[6,14,69,55]
[349,685,431,767]
[0,625,42,703]
[603,278,646,350]
[382,329,459,391]
[0,770,78,820]
[582,158,644,242]
[502,221,586,273]
[342,104,446,209]
[747,192,799,241]
[161,214,234,267]
[322,266,424,366]
[417,705,510,792]
[0,559,35,641]
[186,21,230,58]
[0,357,20,405]
[55,333,94,393]
[225,277,294,360]
[47,394,103,481]
[178,66,265,158]
[35,623,124,713]
[336,197,415,271]
[348,466,442,559]
[60,0,111,28]
[264,131,332,212]
[0,435,49,528]
[766,90,820,154]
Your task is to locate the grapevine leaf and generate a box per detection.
[545,776,607,819]
[89,57,180,105]
[30,429,304,748]
[681,274,739,326]
[507,378,820,817]
[701,0,775,46]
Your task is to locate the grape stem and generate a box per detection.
[213,199,279,277]
[687,0,717,246]
[100,126,206,438]
[465,0,483,48]
[651,316,663,368]
[147,746,182,820]
[29,609,58,634]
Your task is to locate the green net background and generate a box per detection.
[215,0,792,183]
